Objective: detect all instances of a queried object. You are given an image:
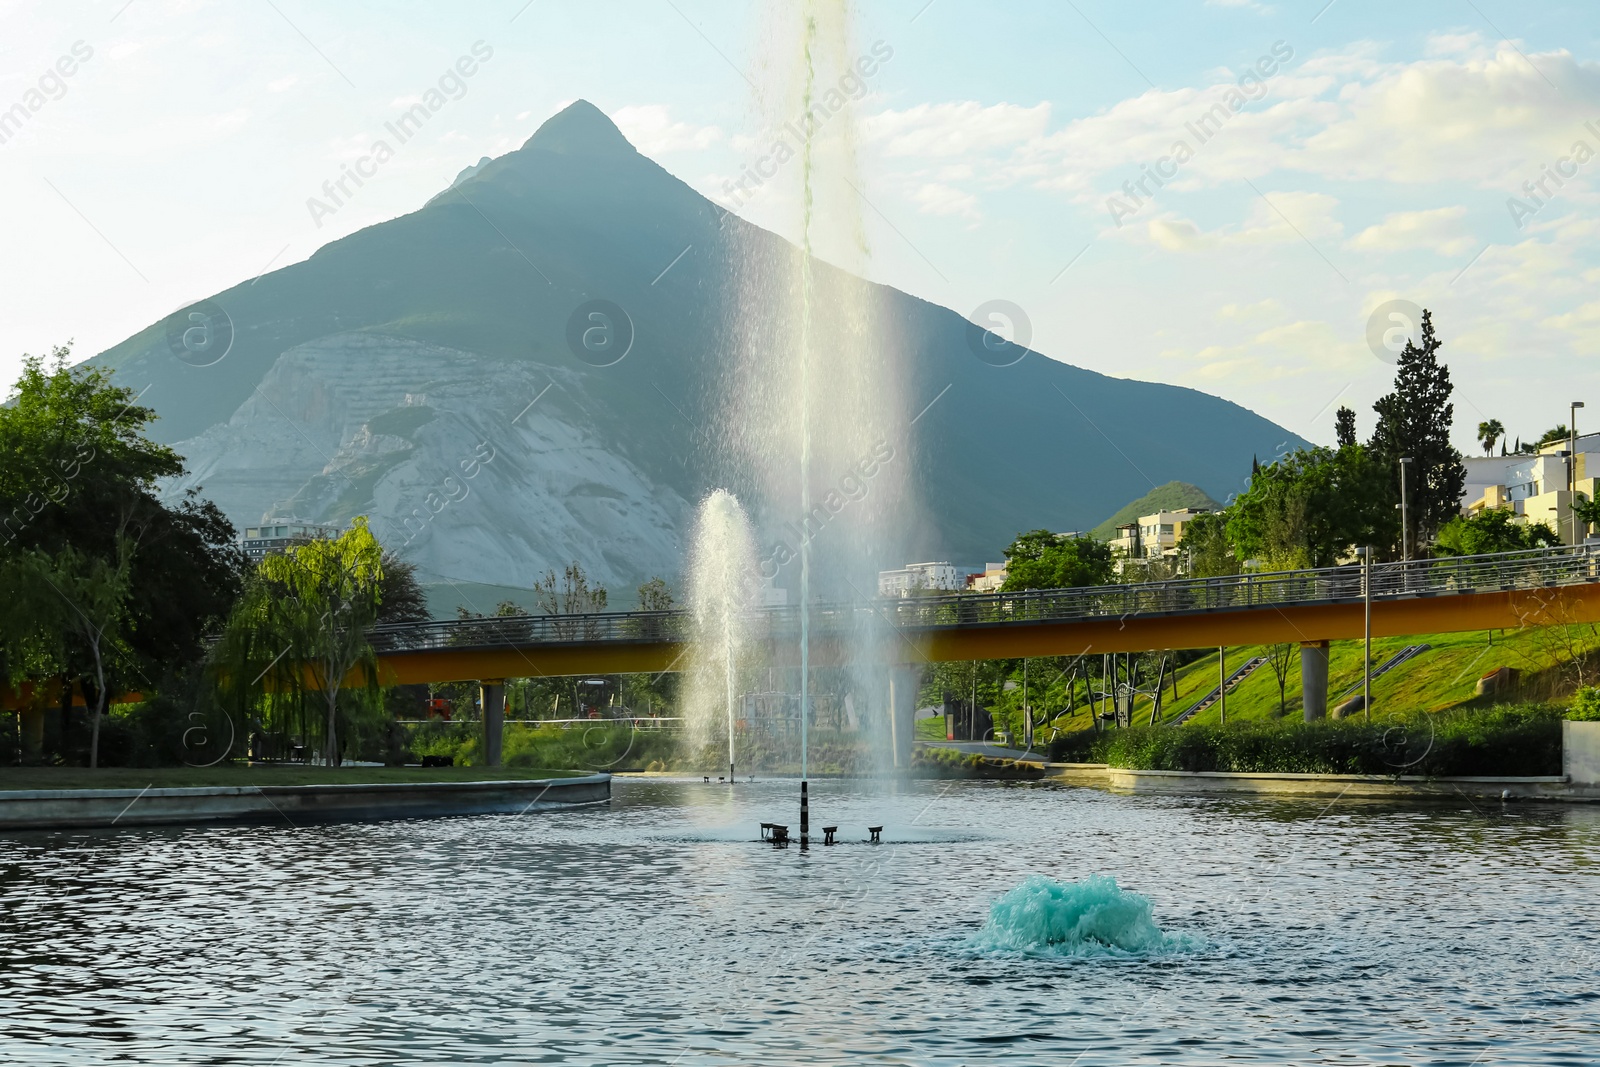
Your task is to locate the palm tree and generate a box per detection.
[1477,418,1505,456]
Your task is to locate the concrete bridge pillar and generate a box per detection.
[480,680,505,767]
[1300,642,1330,721]
[888,667,919,770]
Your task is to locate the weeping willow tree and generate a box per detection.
[211,518,384,764]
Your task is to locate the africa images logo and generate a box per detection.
[165,299,235,367]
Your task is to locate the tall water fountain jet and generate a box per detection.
[719,2,918,811]
[683,490,760,783]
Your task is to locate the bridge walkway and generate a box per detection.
[363,545,1600,685]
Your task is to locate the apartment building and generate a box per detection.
[877,561,961,597]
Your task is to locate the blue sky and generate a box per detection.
[5,0,1600,455]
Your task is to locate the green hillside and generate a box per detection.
[1046,624,1599,736]
[1088,481,1221,540]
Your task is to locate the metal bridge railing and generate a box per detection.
[366,544,1600,653]
[367,609,687,653]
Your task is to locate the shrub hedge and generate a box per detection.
[1571,688,1600,721]
[1047,703,1565,777]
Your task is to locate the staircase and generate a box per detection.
[1168,656,1268,726]
[1336,644,1431,701]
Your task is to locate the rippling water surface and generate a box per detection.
[3,777,1598,1064]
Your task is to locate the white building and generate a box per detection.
[967,562,1007,592]
[240,519,343,563]
[1112,509,1210,563]
[877,561,961,597]
[1462,434,1600,544]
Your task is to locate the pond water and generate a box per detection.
[3,777,1598,1065]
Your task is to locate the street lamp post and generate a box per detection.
[1022,658,1031,750]
[1357,546,1373,721]
[1572,401,1586,546]
[1399,457,1415,562]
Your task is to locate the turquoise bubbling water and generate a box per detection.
[969,873,1201,957]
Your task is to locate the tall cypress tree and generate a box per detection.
[1334,406,1358,449]
[1368,309,1466,553]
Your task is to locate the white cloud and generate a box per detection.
[1287,45,1600,186]
[1142,191,1342,252]
[862,101,1050,158]
[1347,206,1475,256]
[1172,319,1361,389]
[1150,217,1208,251]
[1217,298,1288,322]
[610,104,722,154]
[1542,299,1600,337]
[1424,31,1491,58]
[1235,190,1343,244]
[933,41,1600,212]
[910,182,980,219]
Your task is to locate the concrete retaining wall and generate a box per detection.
[0,773,610,831]
[1564,720,1600,789]
[1099,768,1588,800]
[1037,722,1600,801]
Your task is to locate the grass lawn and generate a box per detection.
[1045,623,1600,736]
[0,765,586,792]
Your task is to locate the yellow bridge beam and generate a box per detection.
[374,584,1599,685]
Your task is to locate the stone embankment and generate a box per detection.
[0,773,610,830]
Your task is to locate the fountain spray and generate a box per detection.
[722,0,914,798]
[683,490,758,783]
[796,12,819,850]
[724,595,736,784]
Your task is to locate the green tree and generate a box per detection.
[920,658,1009,736]
[1477,418,1505,456]
[1434,509,1559,556]
[999,530,1116,591]
[22,541,134,768]
[637,576,673,611]
[1335,406,1358,449]
[1264,642,1295,718]
[126,491,246,673]
[1,348,243,763]
[1573,493,1600,540]
[0,556,63,693]
[377,552,431,623]
[1228,447,1393,569]
[534,562,608,614]
[534,561,608,643]
[1534,424,1570,449]
[1369,310,1466,551]
[215,519,385,764]
[1177,511,1239,578]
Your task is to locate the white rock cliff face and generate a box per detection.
[165,333,688,594]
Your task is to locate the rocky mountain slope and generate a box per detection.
[90,100,1302,606]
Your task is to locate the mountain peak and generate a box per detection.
[521,99,637,158]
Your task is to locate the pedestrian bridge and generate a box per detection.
[370,544,1600,685]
